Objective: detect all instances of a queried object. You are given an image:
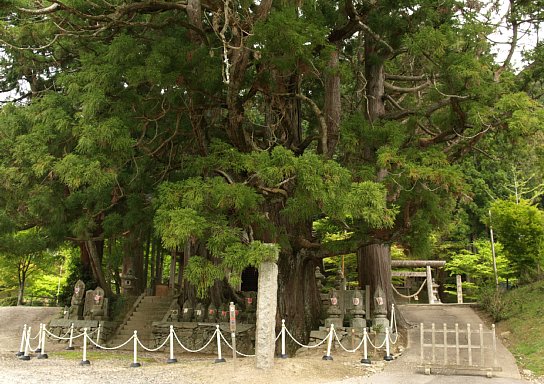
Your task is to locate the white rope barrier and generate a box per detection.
[44,327,85,341]
[80,328,90,365]
[285,327,331,349]
[279,319,287,358]
[130,331,141,367]
[37,324,48,359]
[167,325,178,364]
[214,325,226,363]
[322,324,335,360]
[20,327,31,360]
[218,329,255,357]
[173,327,218,353]
[26,326,42,353]
[333,329,365,353]
[86,333,135,350]
[16,324,27,357]
[136,332,170,352]
[391,279,427,299]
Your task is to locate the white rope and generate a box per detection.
[136,334,170,352]
[389,304,399,345]
[276,331,282,342]
[44,327,85,341]
[26,332,41,353]
[391,279,426,299]
[218,330,255,357]
[28,329,41,340]
[86,333,135,350]
[173,328,218,353]
[285,327,331,349]
[366,333,387,349]
[333,329,365,353]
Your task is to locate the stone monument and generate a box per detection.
[66,280,85,320]
[324,288,343,329]
[371,286,389,344]
[255,245,279,369]
[181,299,194,322]
[83,286,108,320]
[350,289,366,330]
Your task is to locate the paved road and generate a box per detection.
[354,304,527,384]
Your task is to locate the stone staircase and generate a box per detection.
[108,295,173,349]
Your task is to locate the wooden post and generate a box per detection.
[431,323,436,364]
[492,324,497,367]
[420,323,424,363]
[426,266,434,304]
[365,285,371,319]
[455,323,460,365]
[479,324,484,366]
[443,323,448,364]
[467,324,472,366]
[456,275,463,304]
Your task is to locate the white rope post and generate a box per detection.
[36,323,42,353]
[20,327,31,361]
[16,324,27,357]
[361,328,371,364]
[66,323,75,350]
[167,325,177,364]
[214,325,226,363]
[80,328,90,365]
[384,327,393,361]
[279,319,288,359]
[322,324,334,361]
[37,324,48,359]
[130,331,141,368]
[95,323,102,349]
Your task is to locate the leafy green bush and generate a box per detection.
[479,286,513,322]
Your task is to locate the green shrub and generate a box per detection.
[479,286,512,322]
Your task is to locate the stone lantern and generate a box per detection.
[121,269,137,295]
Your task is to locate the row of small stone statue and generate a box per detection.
[64,280,109,321]
[178,294,257,324]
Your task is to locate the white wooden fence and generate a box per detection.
[419,322,499,377]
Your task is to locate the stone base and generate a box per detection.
[322,355,333,361]
[324,317,343,329]
[350,317,367,330]
[214,358,226,363]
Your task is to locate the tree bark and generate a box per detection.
[84,240,113,297]
[277,248,321,350]
[358,243,393,317]
[323,44,341,158]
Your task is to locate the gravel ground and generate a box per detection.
[0,306,385,384]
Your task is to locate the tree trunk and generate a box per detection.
[84,240,113,297]
[17,281,25,306]
[277,248,321,351]
[358,243,393,317]
[323,44,341,158]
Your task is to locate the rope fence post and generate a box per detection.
[95,323,102,349]
[322,324,334,361]
[36,323,42,353]
[80,328,90,365]
[279,319,288,359]
[384,326,393,361]
[66,323,75,350]
[37,324,48,359]
[467,323,472,366]
[214,325,226,363]
[130,331,141,368]
[167,325,177,364]
[16,324,27,357]
[360,328,371,364]
[479,324,485,366]
[21,327,31,361]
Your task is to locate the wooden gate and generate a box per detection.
[418,322,500,377]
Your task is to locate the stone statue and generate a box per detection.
[181,299,194,322]
[350,289,366,330]
[194,303,206,322]
[244,292,257,323]
[207,303,217,323]
[83,286,108,320]
[324,288,343,328]
[66,280,85,320]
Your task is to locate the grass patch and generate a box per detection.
[496,280,544,375]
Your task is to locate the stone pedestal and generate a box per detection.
[255,261,278,369]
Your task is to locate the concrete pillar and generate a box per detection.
[255,260,278,369]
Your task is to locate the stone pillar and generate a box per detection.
[456,275,463,304]
[255,261,278,369]
[426,266,434,304]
